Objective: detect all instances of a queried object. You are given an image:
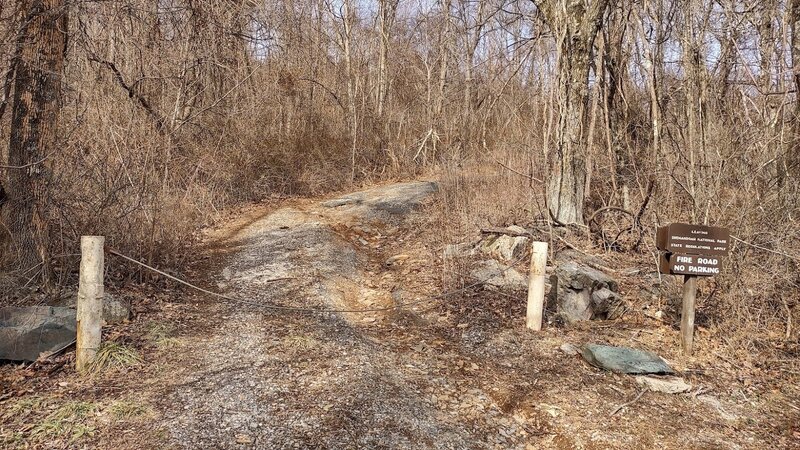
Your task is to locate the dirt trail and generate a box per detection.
[159,181,528,449]
[94,181,791,449]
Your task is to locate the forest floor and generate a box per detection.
[1,181,799,449]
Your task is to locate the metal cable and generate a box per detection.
[108,249,529,315]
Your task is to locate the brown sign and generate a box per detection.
[659,253,722,276]
[657,223,730,256]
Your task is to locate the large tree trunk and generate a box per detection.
[2,0,67,281]
[791,0,800,176]
[536,0,609,225]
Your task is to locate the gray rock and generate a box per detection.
[0,306,77,361]
[321,182,438,222]
[560,343,579,356]
[369,181,439,215]
[443,243,473,259]
[579,344,674,374]
[559,290,592,321]
[320,196,364,208]
[470,260,527,291]
[552,262,623,322]
[477,227,529,262]
[102,295,131,324]
[635,376,692,394]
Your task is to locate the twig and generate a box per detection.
[731,235,800,261]
[493,159,543,183]
[610,389,646,416]
[0,157,48,170]
[88,55,166,133]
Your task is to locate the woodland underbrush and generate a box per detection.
[433,147,800,361]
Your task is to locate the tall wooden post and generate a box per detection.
[680,275,697,355]
[527,241,549,331]
[76,236,104,371]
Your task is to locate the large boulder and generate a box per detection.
[0,306,77,362]
[476,226,530,262]
[552,261,624,322]
[470,260,527,291]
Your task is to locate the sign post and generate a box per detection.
[680,275,697,354]
[526,241,548,331]
[656,224,729,356]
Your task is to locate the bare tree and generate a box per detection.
[2,0,68,284]
[791,0,800,175]
[376,0,398,118]
[533,0,610,224]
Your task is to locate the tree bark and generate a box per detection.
[3,0,67,282]
[376,0,397,118]
[536,0,609,225]
[790,0,800,175]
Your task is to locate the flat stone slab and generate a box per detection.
[320,181,438,219]
[636,375,692,394]
[0,306,77,362]
[580,344,674,375]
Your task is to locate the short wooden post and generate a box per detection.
[76,236,104,371]
[680,275,697,355]
[527,241,549,331]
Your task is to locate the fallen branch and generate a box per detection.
[480,227,531,238]
[0,156,47,170]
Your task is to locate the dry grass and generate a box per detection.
[433,154,800,359]
[85,341,142,374]
[0,398,97,446]
[0,0,795,367]
[145,322,182,349]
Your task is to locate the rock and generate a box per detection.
[560,343,579,356]
[320,196,364,208]
[102,295,131,324]
[635,376,692,394]
[579,344,675,374]
[559,290,592,322]
[477,226,529,262]
[443,242,474,259]
[0,306,77,362]
[470,260,527,291]
[370,181,439,215]
[697,395,739,421]
[552,261,623,322]
[322,181,438,220]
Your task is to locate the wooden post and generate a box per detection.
[680,275,697,355]
[76,236,104,371]
[527,241,549,331]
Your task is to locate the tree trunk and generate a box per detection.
[376,0,397,118]
[790,0,800,176]
[537,0,609,225]
[3,0,67,282]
